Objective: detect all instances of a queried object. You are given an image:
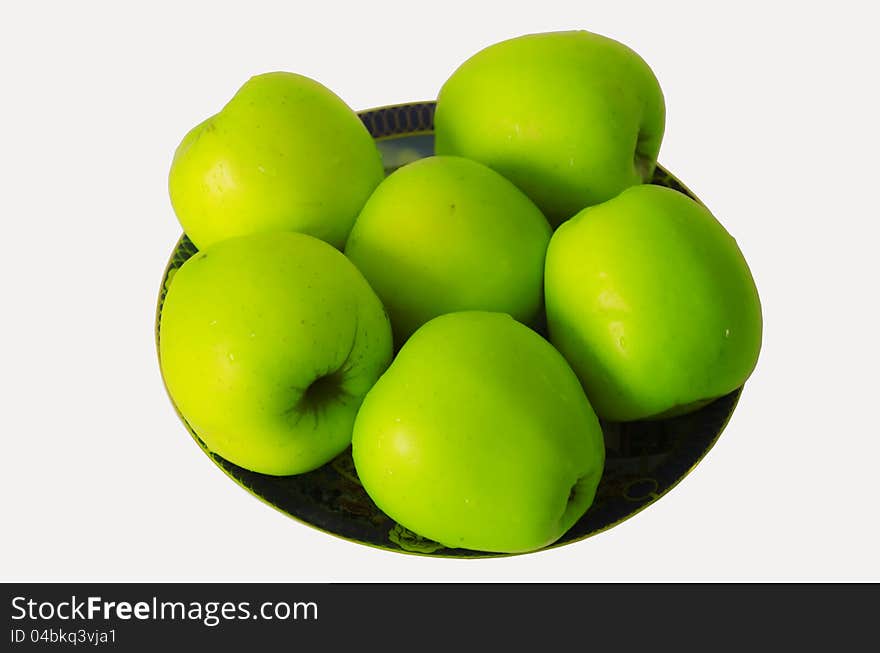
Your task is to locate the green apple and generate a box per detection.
[352,311,605,553]
[159,231,393,476]
[434,30,665,225]
[344,156,551,345]
[545,185,762,422]
[168,72,384,250]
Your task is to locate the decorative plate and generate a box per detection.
[156,101,741,558]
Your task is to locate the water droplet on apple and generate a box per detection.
[724,328,731,338]
[228,353,235,361]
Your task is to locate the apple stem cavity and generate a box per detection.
[634,152,652,182]
[289,321,361,423]
[633,133,654,182]
[560,472,597,529]
[295,370,349,415]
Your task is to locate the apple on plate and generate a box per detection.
[545,184,762,422]
[344,155,552,345]
[352,311,606,554]
[434,30,666,226]
[159,231,393,476]
[169,72,384,250]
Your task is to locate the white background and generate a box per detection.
[2,1,878,582]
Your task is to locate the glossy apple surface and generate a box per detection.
[344,156,551,345]
[169,72,384,250]
[352,311,605,553]
[434,30,665,225]
[159,232,393,475]
[545,185,762,421]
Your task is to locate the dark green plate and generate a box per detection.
[156,101,742,558]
